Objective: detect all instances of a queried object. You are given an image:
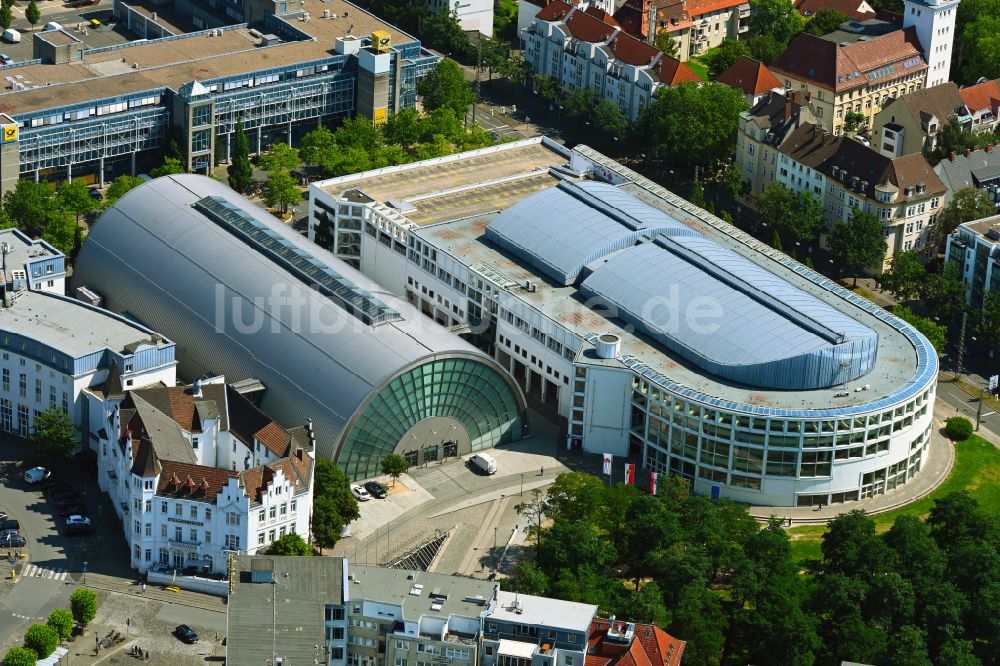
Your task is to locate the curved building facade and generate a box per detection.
[306,138,940,506]
[73,174,526,479]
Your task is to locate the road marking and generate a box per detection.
[20,564,69,581]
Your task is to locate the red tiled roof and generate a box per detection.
[771,27,925,92]
[716,56,784,95]
[587,619,685,666]
[584,5,620,26]
[565,7,619,42]
[683,0,747,16]
[654,56,702,84]
[613,4,644,36]
[794,0,875,20]
[960,79,1000,114]
[609,33,660,66]
[537,0,573,22]
[156,460,239,503]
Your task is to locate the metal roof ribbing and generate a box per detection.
[484,179,697,285]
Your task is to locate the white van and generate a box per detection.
[2,29,21,44]
[470,453,497,475]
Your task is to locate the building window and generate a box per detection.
[159,548,169,564]
[34,378,41,402]
[161,501,167,513]
[258,532,265,545]
[205,508,211,520]
[145,523,152,536]
[269,529,276,542]
[204,531,211,544]
[161,524,167,538]
[191,506,198,519]
[290,499,297,513]
[2,369,8,392]
[225,534,241,550]
[280,503,287,517]
[175,503,182,516]
[192,437,199,450]
[134,521,140,534]
[19,373,26,397]
[269,506,276,519]
[226,512,241,526]
[144,549,151,562]
[190,528,198,542]
[258,509,265,522]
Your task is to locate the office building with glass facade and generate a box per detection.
[73,175,526,481]
[307,138,939,506]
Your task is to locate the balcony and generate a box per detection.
[483,633,581,653]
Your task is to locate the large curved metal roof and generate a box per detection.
[484,179,698,285]
[72,174,507,460]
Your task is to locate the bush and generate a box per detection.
[69,588,97,626]
[47,608,74,641]
[944,416,973,441]
[23,624,59,659]
[2,647,38,666]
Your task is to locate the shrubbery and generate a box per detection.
[944,416,973,440]
[23,624,58,659]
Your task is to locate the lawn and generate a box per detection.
[788,434,1000,563]
[686,45,721,81]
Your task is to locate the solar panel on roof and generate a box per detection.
[194,196,402,327]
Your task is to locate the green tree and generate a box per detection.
[561,87,597,129]
[944,416,973,440]
[422,6,471,58]
[29,406,76,464]
[878,250,927,302]
[311,459,358,549]
[938,187,995,249]
[924,262,967,323]
[267,533,312,556]
[163,124,186,164]
[747,34,785,64]
[104,175,144,207]
[57,180,95,226]
[543,472,605,524]
[380,453,409,486]
[46,608,73,641]
[892,305,948,354]
[24,0,40,30]
[515,488,548,553]
[499,561,549,595]
[3,179,67,237]
[69,589,97,626]
[668,585,727,666]
[479,37,510,81]
[689,179,707,208]
[748,0,804,43]
[533,74,561,103]
[843,110,866,134]
[829,208,887,286]
[150,157,185,178]
[228,119,253,194]
[2,648,37,666]
[805,8,848,35]
[756,183,823,244]
[706,40,751,79]
[300,126,337,173]
[591,99,627,139]
[0,4,12,31]
[262,169,301,214]
[883,625,933,666]
[642,82,748,171]
[384,108,422,149]
[930,117,981,163]
[822,510,891,579]
[23,624,58,659]
[629,581,667,624]
[772,229,783,251]
[977,290,1000,348]
[418,58,474,118]
[962,16,1000,82]
[654,30,680,59]
[259,142,300,173]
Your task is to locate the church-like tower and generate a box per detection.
[903,0,960,88]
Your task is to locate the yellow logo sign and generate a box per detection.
[373,108,387,125]
[2,125,16,142]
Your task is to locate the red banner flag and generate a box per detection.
[625,463,635,485]
[650,472,658,495]
[602,453,613,476]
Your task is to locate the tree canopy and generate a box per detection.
[267,533,312,556]
[69,589,97,626]
[878,250,927,302]
[748,0,804,44]
[641,82,749,171]
[417,59,475,118]
[262,169,301,214]
[311,459,359,549]
[654,30,680,59]
[892,305,948,353]
[746,34,786,64]
[706,40,751,79]
[756,183,824,244]
[228,119,253,194]
[828,208,887,285]
[2,647,38,666]
[29,407,77,465]
[805,8,848,35]
[259,142,300,173]
[104,175,144,207]
[381,453,410,486]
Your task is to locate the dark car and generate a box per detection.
[174,625,199,644]
[0,520,20,532]
[54,494,83,509]
[1,534,25,548]
[64,523,95,537]
[363,481,389,499]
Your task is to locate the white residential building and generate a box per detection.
[902,0,959,89]
[88,375,315,575]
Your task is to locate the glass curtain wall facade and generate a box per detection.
[339,357,524,479]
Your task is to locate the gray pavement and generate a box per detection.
[4,1,127,64]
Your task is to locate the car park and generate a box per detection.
[351,485,371,502]
[363,481,388,499]
[24,467,50,484]
[174,625,199,644]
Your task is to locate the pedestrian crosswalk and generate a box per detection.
[19,564,69,581]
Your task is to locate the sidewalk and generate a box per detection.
[749,420,955,526]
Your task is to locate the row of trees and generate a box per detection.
[0,0,40,33]
[955,0,1000,83]
[507,471,999,666]
[3,589,97,666]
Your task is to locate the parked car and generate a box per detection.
[469,453,497,475]
[64,523,94,537]
[58,503,89,517]
[0,528,20,539]
[0,519,20,532]
[0,54,12,65]
[65,515,91,527]
[1,533,25,547]
[363,481,388,499]
[24,467,50,484]
[351,485,371,502]
[174,625,199,644]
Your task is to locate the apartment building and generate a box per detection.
[522,1,699,121]
[716,56,785,107]
[959,78,1000,134]
[611,0,749,61]
[872,82,971,157]
[227,556,685,666]
[777,123,947,264]
[770,25,929,136]
[934,146,1000,208]
[89,376,315,574]
[945,214,1000,308]
[736,90,817,197]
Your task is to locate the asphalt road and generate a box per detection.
[935,379,1000,438]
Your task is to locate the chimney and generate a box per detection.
[192,379,202,398]
[784,99,793,122]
